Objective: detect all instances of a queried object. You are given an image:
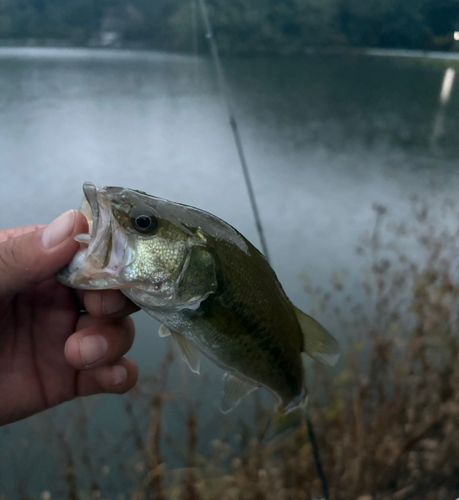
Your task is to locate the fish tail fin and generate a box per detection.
[293,305,340,366]
[262,391,309,443]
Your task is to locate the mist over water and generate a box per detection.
[1,47,459,497]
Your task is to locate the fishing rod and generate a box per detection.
[195,1,330,499]
[196,0,270,263]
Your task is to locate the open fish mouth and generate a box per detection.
[78,182,113,269]
[56,182,129,289]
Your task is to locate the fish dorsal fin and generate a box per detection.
[158,324,171,337]
[293,305,340,366]
[220,373,257,414]
[170,330,201,374]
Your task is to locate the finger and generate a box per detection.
[0,224,46,243]
[0,210,88,295]
[76,357,138,397]
[82,290,140,318]
[64,316,135,370]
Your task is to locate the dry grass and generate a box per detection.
[4,197,459,500]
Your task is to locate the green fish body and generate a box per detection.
[57,182,339,413]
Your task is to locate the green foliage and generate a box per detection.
[338,0,459,49]
[205,0,343,53]
[0,0,458,54]
[0,0,459,53]
[0,0,96,39]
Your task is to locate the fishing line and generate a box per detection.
[196,1,330,499]
[307,415,330,500]
[191,0,199,85]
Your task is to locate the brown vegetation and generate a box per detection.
[4,198,459,500]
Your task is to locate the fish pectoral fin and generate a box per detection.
[170,330,201,374]
[158,324,171,337]
[220,374,257,414]
[294,305,340,366]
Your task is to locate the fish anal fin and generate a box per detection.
[158,325,171,337]
[170,330,201,374]
[293,305,340,366]
[220,373,257,414]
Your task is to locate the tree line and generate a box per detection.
[0,0,458,53]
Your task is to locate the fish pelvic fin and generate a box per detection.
[158,324,172,337]
[170,330,201,374]
[220,373,257,414]
[293,305,340,366]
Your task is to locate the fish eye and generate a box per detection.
[132,214,158,234]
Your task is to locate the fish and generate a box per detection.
[57,182,340,414]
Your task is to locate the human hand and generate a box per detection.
[0,210,139,426]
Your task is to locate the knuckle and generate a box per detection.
[0,245,9,276]
[8,238,19,265]
[0,239,20,281]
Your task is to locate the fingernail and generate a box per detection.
[42,210,76,249]
[79,335,109,366]
[111,365,127,385]
[103,291,128,315]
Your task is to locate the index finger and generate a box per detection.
[81,290,140,318]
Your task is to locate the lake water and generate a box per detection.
[1,47,459,498]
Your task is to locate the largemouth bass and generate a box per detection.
[57,182,339,413]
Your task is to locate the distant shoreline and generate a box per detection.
[0,39,459,61]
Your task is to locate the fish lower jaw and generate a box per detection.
[59,248,127,289]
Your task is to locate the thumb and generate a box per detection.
[0,210,88,295]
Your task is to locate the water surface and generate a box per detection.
[1,47,459,498]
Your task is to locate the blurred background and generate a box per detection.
[2,1,459,499]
